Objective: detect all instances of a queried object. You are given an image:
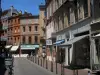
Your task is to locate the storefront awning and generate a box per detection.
[34,45,39,48]
[53,39,65,45]
[92,33,100,38]
[5,45,12,49]
[21,45,35,50]
[60,35,89,47]
[11,45,19,51]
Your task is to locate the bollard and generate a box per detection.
[35,56,36,63]
[43,58,44,67]
[56,61,58,74]
[46,59,48,69]
[51,61,53,72]
[41,58,42,66]
[61,63,63,75]
[38,57,39,65]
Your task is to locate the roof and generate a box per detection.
[20,13,39,19]
[2,9,10,16]
[8,15,21,20]
[2,8,19,17]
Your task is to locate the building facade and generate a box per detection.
[46,0,100,72]
[20,13,40,54]
[1,6,18,42]
[8,15,20,45]
[20,15,40,44]
[38,5,46,56]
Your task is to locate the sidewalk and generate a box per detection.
[28,56,95,75]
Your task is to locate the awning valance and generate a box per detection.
[5,45,12,49]
[21,45,35,50]
[60,35,89,47]
[21,44,39,50]
[11,45,19,51]
[92,33,100,38]
[53,39,65,45]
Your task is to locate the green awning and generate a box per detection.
[21,45,39,50]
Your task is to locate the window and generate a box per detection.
[18,19,20,23]
[64,11,68,27]
[57,16,59,31]
[15,28,16,33]
[29,36,32,44]
[22,36,25,44]
[8,21,10,24]
[11,37,12,40]
[84,0,88,18]
[23,26,25,32]
[18,37,19,40]
[78,0,83,20]
[8,37,9,40]
[15,19,16,22]
[34,36,38,43]
[35,26,38,31]
[15,37,16,41]
[11,28,12,31]
[29,26,31,31]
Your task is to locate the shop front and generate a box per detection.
[10,45,19,54]
[90,22,100,72]
[20,44,39,55]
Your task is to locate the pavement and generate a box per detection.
[28,56,96,75]
[13,57,56,75]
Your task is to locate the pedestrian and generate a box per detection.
[0,49,7,75]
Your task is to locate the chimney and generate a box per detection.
[10,6,14,16]
[10,6,14,10]
[19,10,22,14]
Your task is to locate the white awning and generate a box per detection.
[60,35,89,47]
[5,45,12,48]
[92,33,100,38]
[11,45,19,51]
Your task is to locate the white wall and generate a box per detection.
[46,21,55,39]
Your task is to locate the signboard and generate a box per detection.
[21,45,35,50]
[21,45,39,50]
[46,40,52,45]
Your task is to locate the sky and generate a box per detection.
[1,0,45,15]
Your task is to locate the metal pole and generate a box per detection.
[56,45,58,74]
[51,45,53,72]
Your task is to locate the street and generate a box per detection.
[14,57,55,75]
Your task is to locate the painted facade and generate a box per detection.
[20,15,40,44]
[1,6,18,42]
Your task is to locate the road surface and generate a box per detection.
[14,57,55,75]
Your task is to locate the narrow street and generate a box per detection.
[14,57,55,75]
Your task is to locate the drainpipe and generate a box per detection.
[90,0,95,72]
[10,6,14,16]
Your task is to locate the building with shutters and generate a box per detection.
[45,0,100,73]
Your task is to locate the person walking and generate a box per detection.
[0,48,7,75]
